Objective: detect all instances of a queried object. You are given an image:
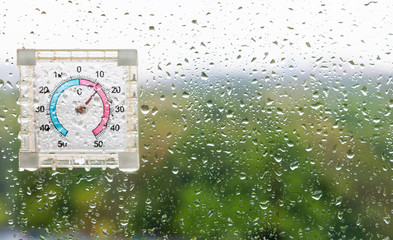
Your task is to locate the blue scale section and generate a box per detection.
[49,79,80,136]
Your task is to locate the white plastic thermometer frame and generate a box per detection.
[17,49,139,172]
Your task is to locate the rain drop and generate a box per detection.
[346,150,354,159]
[201,72,208,80]
[140,105,150,114]
[182,91,189,98]
[312,190,322,200]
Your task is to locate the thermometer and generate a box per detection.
[17,49,139,171]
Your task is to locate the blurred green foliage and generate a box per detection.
[0,73,392,239]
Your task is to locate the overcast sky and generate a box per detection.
[1,0,392,84]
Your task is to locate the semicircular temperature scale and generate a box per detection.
[49,78,110,137]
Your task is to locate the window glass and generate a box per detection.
[0,0,392,239]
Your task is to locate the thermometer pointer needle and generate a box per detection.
[85,91,97,105]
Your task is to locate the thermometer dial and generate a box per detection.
[49,78,111,137]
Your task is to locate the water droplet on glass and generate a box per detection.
[105,172,113,182]
[384,214,390,224]
[179,218,185,228]
[140,105,150,114]
[152,106,158,115]
[120,219,129,226]
[227,218,233,226]
[274,153,282,163]
[290,161,299,170]
[182,91,189,98]
[361,86,368,96]
[346,150,354,159]
[312,190,322,200]
[259,200,269,210]
[206,100,213,108]
[48,190,57,200]
[201,72,208,80]
[240,172,246,180]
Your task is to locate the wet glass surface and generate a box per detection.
[0,0,393,239]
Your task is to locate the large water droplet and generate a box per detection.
[312,190,322,200]
[140,105,150,114]
[182,91,189,98]
[346,150,354,159]
[259,200,269,210]
[201,72,208,80]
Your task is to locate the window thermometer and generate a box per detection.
[17,49,139,171]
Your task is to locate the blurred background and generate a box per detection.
[0,0,393,239]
